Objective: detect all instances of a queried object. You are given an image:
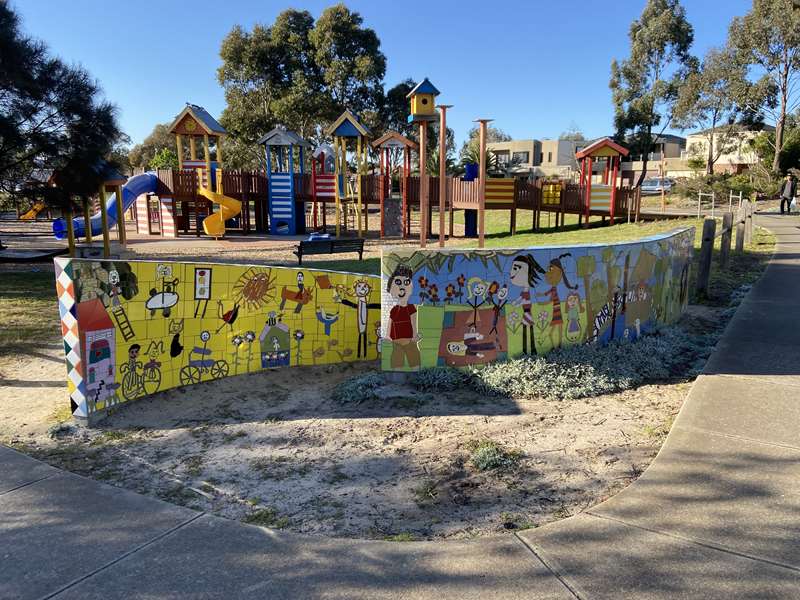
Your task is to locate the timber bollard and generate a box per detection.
[720,211,733,267]
[744,198,754,245]
[695,218,716,297]
[735,206,746,253]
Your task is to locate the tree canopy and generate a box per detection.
[217,4,386,169]
[729,0,800,173]
[610,0,696,186]
[0,2,121,204]
[128,123,174,169]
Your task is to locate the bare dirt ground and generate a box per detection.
[1,333,692,540]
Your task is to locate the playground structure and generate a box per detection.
[325,110,371,238]
[576,137,630,227]
[371,131,418,237]
[258,126,309,235]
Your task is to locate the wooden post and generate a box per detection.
[476,118,492,248]
[98,184,110,258]
[735,204,746,253]
[695,218,716,297]
[189,136,197,161]
[745,198,754,245]
[82,197,92,243]
[356,135,363,237]
[175,134,183,169]
[334,137,341,237]
[720,211,733,267]
[609,155,619,225]
[65,203,76,257]
[419,121,428,248]
[115,184,126,246]
[584,156,593,229]
[437,104,452,247]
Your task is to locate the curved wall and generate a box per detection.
[54,257,381,422]
[380,227,694,371]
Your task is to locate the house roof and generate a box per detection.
[257,125,309,147]
[689,124,775,136]
[406,78,440,98]
[325,110,370,138]
[371,131,419,150]
[77,298,114,332]
[168,104,227,136]
[575,137,629,159]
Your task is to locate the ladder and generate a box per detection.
[111,305,135,341]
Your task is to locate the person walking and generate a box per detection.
[780,174,796,215]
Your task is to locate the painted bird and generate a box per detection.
[216,301,240,333]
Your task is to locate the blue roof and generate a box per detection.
[406,78,440,98]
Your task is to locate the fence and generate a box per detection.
[695,198,755,297]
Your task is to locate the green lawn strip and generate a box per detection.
[0,270,60,354]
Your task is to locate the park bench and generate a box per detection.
[293,238,365,266]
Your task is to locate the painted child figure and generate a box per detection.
[539,253,577,349]
[510,254,546,356]
[446,326,496,360]
[340,279,380,358]
[386,265,420,370]
[565,291,583,342]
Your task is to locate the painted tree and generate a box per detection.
[609,0,696,187]
[0,2,121,203]
[729,0,800,173]
[673,47,752,175]
[576,255,597,341]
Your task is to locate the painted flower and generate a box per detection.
[538,310,550,328]
[487,281,499,296]
[507,311,520,326]
[418,276,428,289]
[445,283,455,298]
[457,274,466,287]
[294,329,305,342]
[244,331,256,343]
[232,335,244,347]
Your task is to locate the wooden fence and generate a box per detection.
[695,199,755,297]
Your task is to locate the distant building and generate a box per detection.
[486,138,587,178]
[620,134,686,183]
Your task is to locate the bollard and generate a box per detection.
[720,212,733,267]
[735,208,745,253]
[695,218,716,297]
[744,199,753,245]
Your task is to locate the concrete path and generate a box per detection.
[2,214,799,599]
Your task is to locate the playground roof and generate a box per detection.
[77,298,114,332]
[313,143,334,159]
[575,137,629,159]
[325,110,370,138]
[94,161,126,185]
[168,104,227,136]
[406,78,440,98]
[257,126,309,147]
[371,131,419,150]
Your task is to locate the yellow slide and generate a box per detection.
[198,187,242,238]
[20,201,45,220]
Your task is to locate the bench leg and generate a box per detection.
[297,253,303,266]
[359,250,363,261]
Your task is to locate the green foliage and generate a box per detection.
[243,507,290,528]
[470,327,716,401]
[728,0,800,172]
[610,0,696,185]
[331,372,384,403]
[467,440,522,471]
[128,123,174,170]
[459,125,510,173]
[0,2,122,204]
[148,148,178,170]
[411,367,469,391]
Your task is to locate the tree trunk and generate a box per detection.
[772,54,790,173]
[635,126,652,187]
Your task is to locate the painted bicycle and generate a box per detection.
[119,344,162,400]
[179,330,229,385]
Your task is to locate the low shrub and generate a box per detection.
[331,372,384,403]
[467,440,522,471]
[411,367,470,391]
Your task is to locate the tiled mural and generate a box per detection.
[380,228,694,371]
[54,257,382,420]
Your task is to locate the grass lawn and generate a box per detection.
[0,269,61,355]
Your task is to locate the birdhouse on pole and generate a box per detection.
[407,78,440,123]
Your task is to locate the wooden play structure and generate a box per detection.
[406,78,440,248]
[325,110,370,237]
[371,131,418,237]
[576,137,630,227]
[258,126,309,235]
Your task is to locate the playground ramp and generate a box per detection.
[198,186,242,237]
[51,172,159,240]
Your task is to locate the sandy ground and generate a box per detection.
[1,332,691,540]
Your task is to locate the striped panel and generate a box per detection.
[136,195,148,233]
[54,259,87,418]
[160,197,177,238]
[485,179,515,205]
[315,174,336,198]
[269,173,296,229]
[590,185,611,210]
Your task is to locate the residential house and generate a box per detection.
[620,134,686,184]
[683,125,772,174]
[486,138,586,178]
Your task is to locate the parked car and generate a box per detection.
[640,178,675,195]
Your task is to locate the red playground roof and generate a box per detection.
[575,137,629,159]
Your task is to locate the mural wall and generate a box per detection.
[380,227,694,371]
[54,258,382,420]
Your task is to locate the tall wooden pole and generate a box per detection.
[115,184,126,246]
[419,122,428,248]
[98,184,110,258]
[82,197,92,244]
[437,105,453,248]
[356,135,363,237]
[476,118,493,248]
[65,204,76,257]
[175,135,183,169]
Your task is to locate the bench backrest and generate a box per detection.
[297,238,364,253]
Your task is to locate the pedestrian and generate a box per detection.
[780,173,796,215]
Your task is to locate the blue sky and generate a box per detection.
[14,0,753,149]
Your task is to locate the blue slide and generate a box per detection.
[52,172,159,240]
